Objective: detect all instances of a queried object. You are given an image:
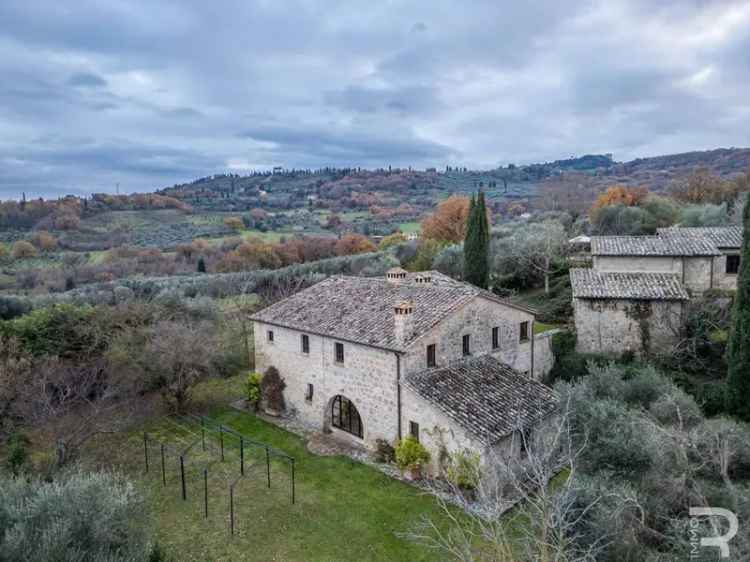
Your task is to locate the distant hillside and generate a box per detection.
[155,147,750,219]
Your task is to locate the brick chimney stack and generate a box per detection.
[394,300,415,344]
[386,267,408,284]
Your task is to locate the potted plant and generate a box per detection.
[445,449,481,500]
[395,436,430,480]
[260,366,286,416]
[244,371,262,412]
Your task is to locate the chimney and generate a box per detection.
[386,267,408,284]
[414,273,432,285]
[394,300,415,344]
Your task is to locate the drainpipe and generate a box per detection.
[710,257,714,290]
[530,319,535,379]
[395,353,402,440]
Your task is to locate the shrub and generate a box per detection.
[395,436,430,470]
[0,469,150,561]
[445,449,481,490]
[5,432,30,476]
[31,230,58,252]
[10,240,37,259]
[244,371,262,406]
[261,366,286,412]
[373,438,396,463]
[649,388,703,428]
[0,243,7,258]
[548,331,612,382]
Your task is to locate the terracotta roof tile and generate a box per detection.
[657,226,743,249]
[570,268,689,300]
[404,355,557,444]
[251,271,531,351]
[591,236,720,257]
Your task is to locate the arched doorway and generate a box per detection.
[330,395,363,438]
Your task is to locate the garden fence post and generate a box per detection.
[265,445,271,488]
[220,426,224,462]
[161,444,166,486]
[240,437,244,476]
[180,455,186,501]
[291,459,295,505]
[201,418,205,452]
[143,432,149,473]
[204,469,208,519]
[229,484,235,536]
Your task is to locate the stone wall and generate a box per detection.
[400,386,483,477]
[532,330,559,381]
[594,255,681,274]
[683,256,713,293]
[253,322,399,446]
[712,252,739,291]
[574,298,685,355]
[401,297,535,377]
[594,255,716,295]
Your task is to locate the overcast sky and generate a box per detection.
[1,0,749,198]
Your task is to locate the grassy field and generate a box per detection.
[398,221,421,234]
[83,377,455,562]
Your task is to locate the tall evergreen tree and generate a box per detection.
[727,195,750,420]
[463,191,490,288]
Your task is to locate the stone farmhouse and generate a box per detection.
[571,225,742,355]
[251,269,558,476]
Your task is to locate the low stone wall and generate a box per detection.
[533,329,560,381]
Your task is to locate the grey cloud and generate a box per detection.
[68,72,107,88]
[0,0,748,197]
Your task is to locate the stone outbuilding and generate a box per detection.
[250,270,558,476]
[591,235,721,295]
[570,268,689,355]
[657,226,743,291]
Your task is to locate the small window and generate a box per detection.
[426,344,436,368]
[519,321,529,342]
[305,383,313,402]
[267,330,274,342]
[301,334,310,354]
[409,421,420,442]
[334,342,345,364]
[727,255,741,275]
[492,326,499,350]
[462,334,471,356]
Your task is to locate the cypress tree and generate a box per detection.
[727,195,750,420]
[463,191,490,288]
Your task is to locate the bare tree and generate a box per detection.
[144,320,219,413]
[505,221,568,295]
[403,402,636,562]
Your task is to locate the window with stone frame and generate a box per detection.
[426,344,436,368]
[267,330,274,342]
[727,254,741,275]
[519,321,530,342]
[334,342,345,364]
[492,326,499,349]
[305,383,313,402]
[301,334,310,354]
[409,421,420,442]
[462,334,471,356]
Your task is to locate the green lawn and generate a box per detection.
[94,378,456,562]
[398,221,421,234]
[534,321,560,335]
